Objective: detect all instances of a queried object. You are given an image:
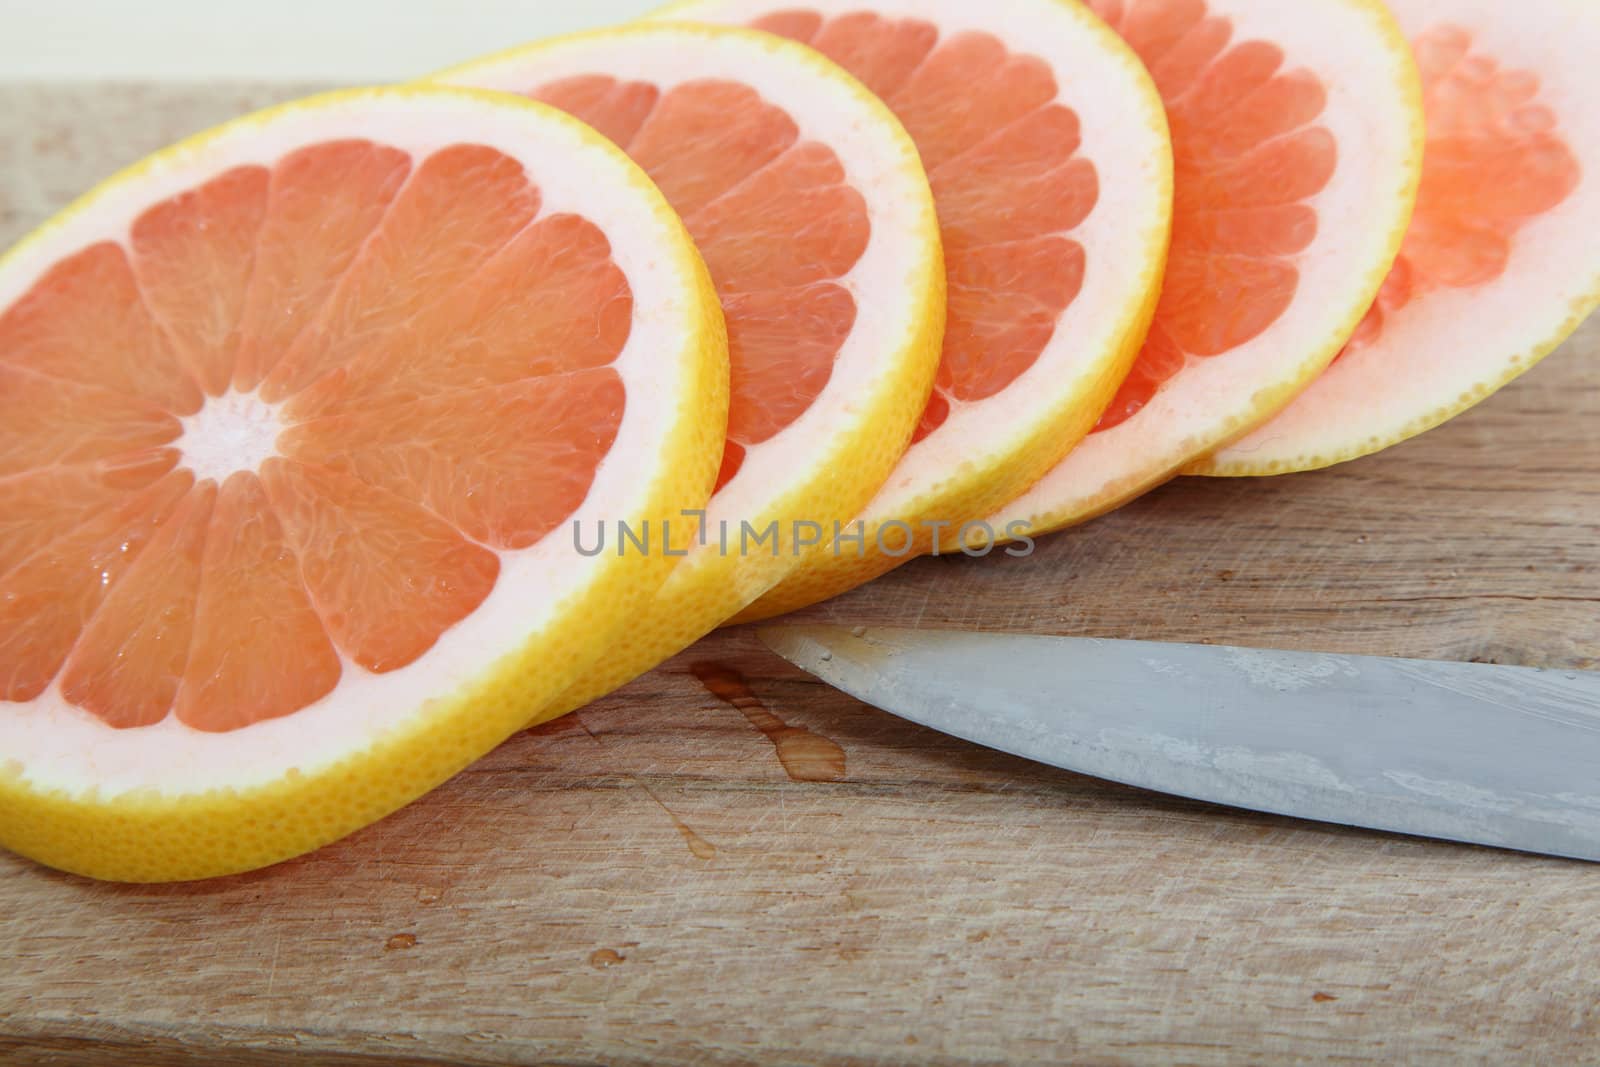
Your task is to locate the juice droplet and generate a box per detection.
[692,662,847,783]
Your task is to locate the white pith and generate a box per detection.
[437,24,939,602]
[673,0,1172,527]
[178,391,284,482]
[0,91,706,797]
[1211,0,1600,473]
[988,0,1424,529]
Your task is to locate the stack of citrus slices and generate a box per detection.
[1204,0,1600,475]
[431,23,949,714]
[2,0,1595,881]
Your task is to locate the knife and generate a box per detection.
[757,625,1600,862]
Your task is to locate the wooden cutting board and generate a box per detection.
[2,84,1598,1066]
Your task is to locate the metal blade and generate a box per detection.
[759,625,1600,862]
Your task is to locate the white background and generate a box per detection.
[0,1,662,81]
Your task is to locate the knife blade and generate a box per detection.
[758,625,1600,862]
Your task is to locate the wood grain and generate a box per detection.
[2,84,1598,1067]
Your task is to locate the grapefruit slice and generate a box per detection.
[0,88,728,882]
[1200,0,1600,475]
[431,23,942,711]
[662,0,1173,617]
[976,0,1424,537]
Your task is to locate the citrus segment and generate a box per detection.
[433,23,943,711]
[533,76,662,148]
[285,213,633,421]
[664,0,1173,619]
[259,144,543,404]
[504,65,879,473]
[1336,29,1578,350]
[980,0,1422,539]
[690,142,869,296]
[889,31,1058,166]
[927,106,1097,251]
[941,235,1087,407]
[281,371,626,551]
[232,140,411,393]
[0,471,193,703]
[0,459,173,577]
[0,366,177,478]
[0,242,202,414]
[1202,0,1600,475]
[131,165,269,397]
[1091,2,1335,412]
[748,10,1102,431]
[58,482,215,730]
[0,88,727,881]
[802,13,936,96]
[721,282,855,451]
[178,472,343,734]
[627,81,801,218]
[260,460,501,675]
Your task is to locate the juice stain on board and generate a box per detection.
[570,712,717,861]
[641,777,718,860]
[691,662,847,783]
